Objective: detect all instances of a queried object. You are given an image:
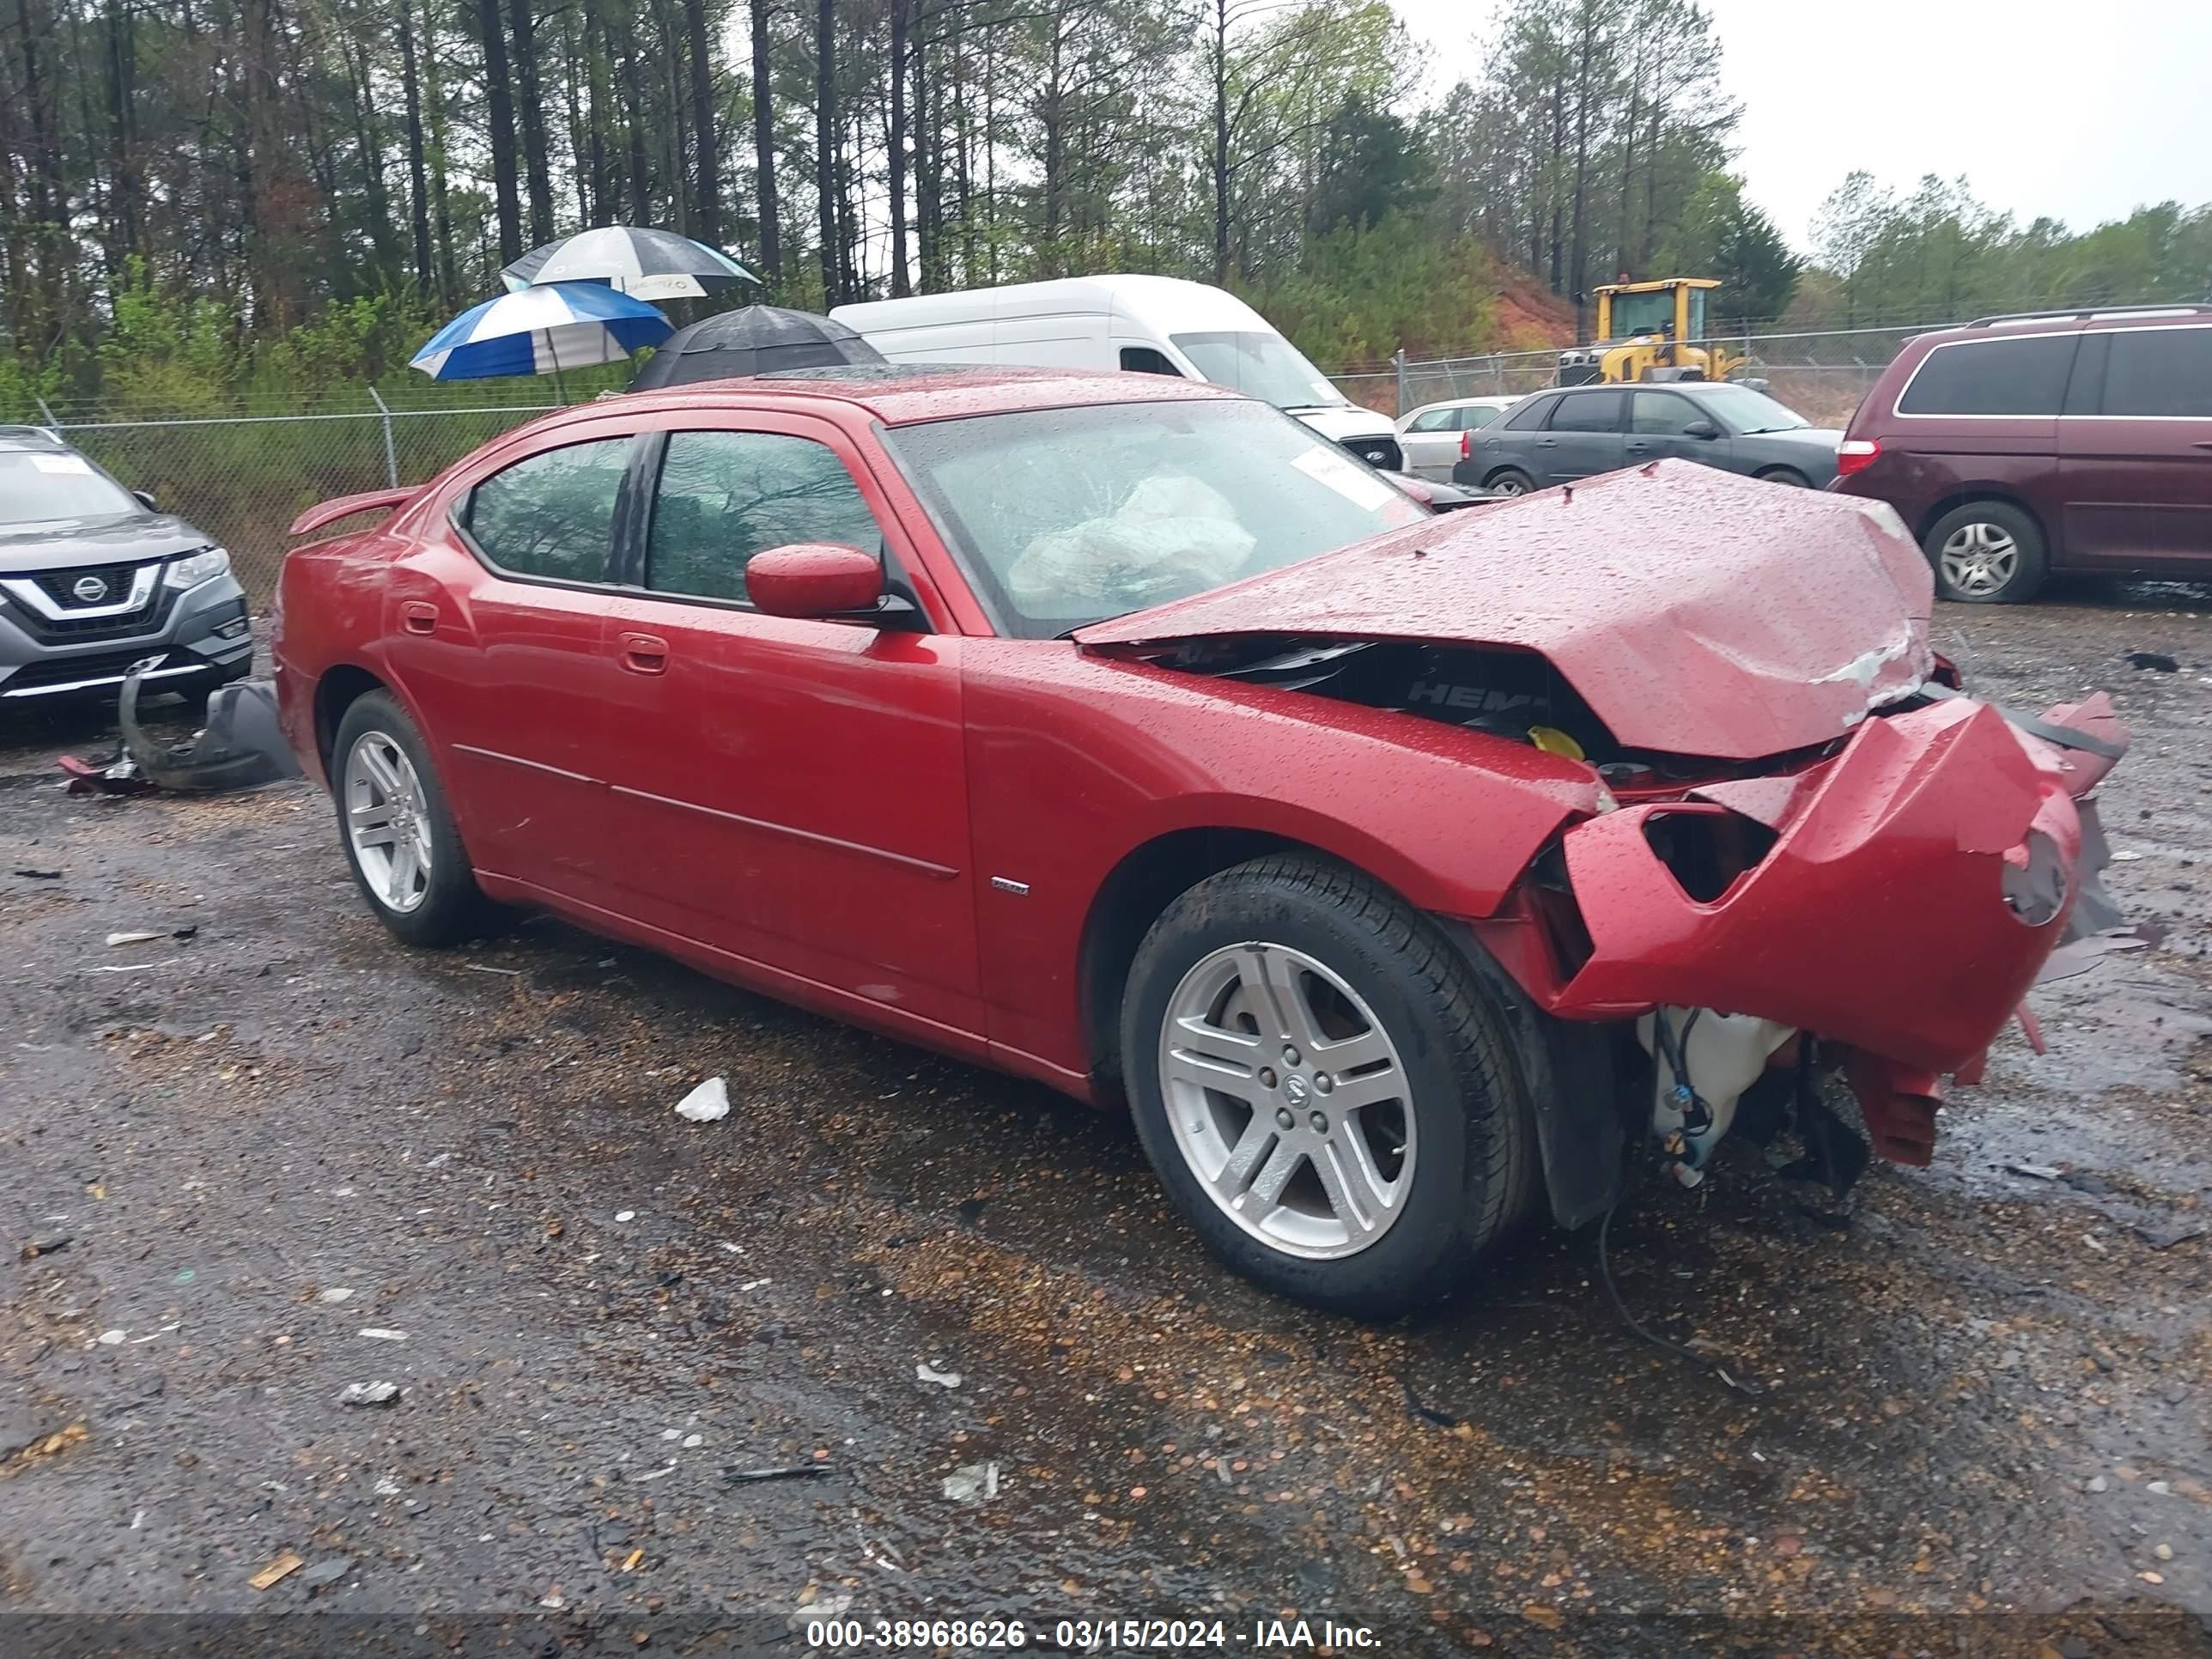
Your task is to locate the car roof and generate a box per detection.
[604,362,1246,427]
[1905,305,2212,351]
[1407,394,1520,411]
[0,424,69,452]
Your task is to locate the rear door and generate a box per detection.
[2060,323,2212,566]
[593,413,983,1036]
[1537,390,1627,483]
[382,428,636,892]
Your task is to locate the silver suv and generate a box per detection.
[0,426,252,705]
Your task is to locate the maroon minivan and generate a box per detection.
[1831,305,2212,601]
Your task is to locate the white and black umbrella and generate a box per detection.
[501,226,757,302]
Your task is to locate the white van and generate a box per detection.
[830,275,1406,471]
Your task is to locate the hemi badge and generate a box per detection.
[989,877,1030,895]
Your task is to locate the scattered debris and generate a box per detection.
[675,1076,731,1122]
[538,1584,565,1611]
[337,1381,401,1408]
[248,1553,305,1591]
[1401,1376,1460,1429]
[723,1464,832,1485]
[95,1329,126,1346]
[615,1211,636,1223]
[11,868,63,880]
[943,1462,1000,1504]
[317,1287,356,1304]
[356,1328,408,1342]
[106,930,166,947]
[630,1465,678,1483]
[956,1197,989,1224]
[58,750,155,796]
[464,963,521,977]
[2132,1219,2207,1251]
[2082,1233,2108,1254]
[2124,652,2179,672]
[2005,1163,2064,1181]
[118,669,301,793]
[86,962,176,975]
[621,1548,644,1571]
[18,1236,70,1261]
[299,1559,350,1590]
[915,1362,963,1389]
[683,1433,703,1449]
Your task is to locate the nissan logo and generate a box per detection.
[71,575,110,603]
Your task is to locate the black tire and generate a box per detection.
[1484,467,1537,497]
[1922,499,2049,604]
[1120,854,1536,1318]
[1753,466,1808,488]
[330,689,500,946]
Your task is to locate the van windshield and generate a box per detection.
[1170,331,1346,411]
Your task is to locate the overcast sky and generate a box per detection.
[1387,0,2212,252]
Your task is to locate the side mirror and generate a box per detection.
[746,542,885,620]
[1681,419,1721,441]
[133,489,159,512]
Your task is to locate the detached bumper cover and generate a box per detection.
[1547,695,2123,1081]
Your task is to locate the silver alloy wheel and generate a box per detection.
[343,730,433,915]
[1937,520,2019,598]
[1490,474,1530,495]
[1158,942,1415,1261]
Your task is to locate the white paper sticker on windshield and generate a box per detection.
[31,454,94,474]
[1291,445,1399,511]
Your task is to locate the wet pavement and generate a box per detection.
[3,582,2210,1657]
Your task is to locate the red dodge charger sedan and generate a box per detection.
[274,366,2125,1316]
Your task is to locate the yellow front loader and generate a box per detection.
[1557,278,1744,385]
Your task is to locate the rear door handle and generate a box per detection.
[400,600,438,635]
[618,631,669,675]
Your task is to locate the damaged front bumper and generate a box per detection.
[1476,690,2129,1176]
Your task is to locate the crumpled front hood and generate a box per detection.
[1076,460,1936,761]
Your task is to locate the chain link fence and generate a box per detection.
[6,387,584,604]
[1330,323,1948,428]
[6,323,1942,609]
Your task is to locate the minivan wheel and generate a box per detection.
[331,690,500,946]
[1121,855,1534,1318]
[1923,501,2048,604]
[1484,468,1536,497]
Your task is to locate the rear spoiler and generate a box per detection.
[288,487,415,538]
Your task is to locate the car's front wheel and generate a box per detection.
[1121,855,1534,1317]
[331,690,498,946]
[1924,500,2048,603]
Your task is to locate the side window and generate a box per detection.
[1630,392,1702,434]
[1547,392,1624,432]
[2100,327,2212,417]
[1118,346,1183,377]
[465,437,633,582]
[1898,336,2076,416]
[645,430,883,605]
[1461,405,1504,430]
[1501,396,1554,431]
[1406,407,1457,432]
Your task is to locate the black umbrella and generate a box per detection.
[629,305,887,390]
[501,225,757,301]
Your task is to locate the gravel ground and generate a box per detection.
[3,582,2210,1657]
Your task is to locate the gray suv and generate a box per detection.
[1455,381,1843,495]
[0,426,252,705]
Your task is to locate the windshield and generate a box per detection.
[883,399,1426,638]
[1696,384,1813,434]
[0,449,142,526]
[1607,290,1674,339]
[1170,331,1346,410]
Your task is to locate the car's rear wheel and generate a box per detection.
[1924,500,2048,604]
[331,690,498,946]
[1483,467,1536,497]
[1121,854,1534,1318]
[1753,466,1808,488]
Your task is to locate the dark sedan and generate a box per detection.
[1455,381,1842,495]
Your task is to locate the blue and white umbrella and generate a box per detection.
[410,283,673,380]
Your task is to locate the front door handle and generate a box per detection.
[618,631,669,675]
[2194,440,2212,450]
[1535,438,1559,447]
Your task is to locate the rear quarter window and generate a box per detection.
[1898,335,2076,416]
[1500,397,1554,431]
